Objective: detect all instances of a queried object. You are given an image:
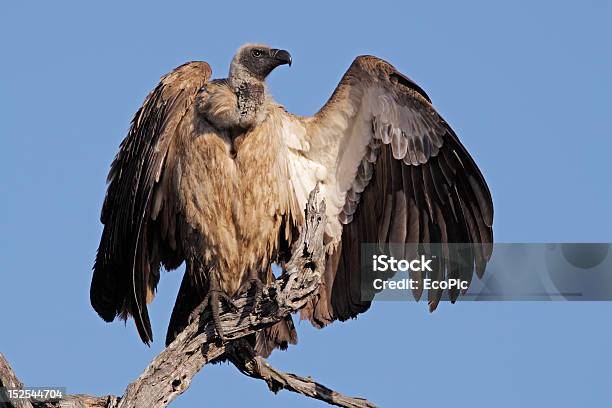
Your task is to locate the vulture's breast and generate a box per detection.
[177,109,291,295]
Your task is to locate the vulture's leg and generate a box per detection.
[236,268,265,312]
[202,272,239,341]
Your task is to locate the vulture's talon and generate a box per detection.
[237,277,264,311]
[201,289,238,341]
[221,292,240,313]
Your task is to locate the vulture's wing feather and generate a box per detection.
[287,56,493,327]
[91,62,211,343]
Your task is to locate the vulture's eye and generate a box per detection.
[251,49,263,58]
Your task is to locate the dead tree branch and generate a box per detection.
[1,353,33,408]
[227,340,377,408]
[0,187,377,408]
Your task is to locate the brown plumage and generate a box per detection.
[91,44,493,355]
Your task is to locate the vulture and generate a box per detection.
[91,44,493,356]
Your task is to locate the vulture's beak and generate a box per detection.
[271,49,292,67]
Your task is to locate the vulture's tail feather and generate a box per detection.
[166,267,206,346]
[255,316,298,358]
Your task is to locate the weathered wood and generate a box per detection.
[32,395,119,408]
[1,351,117,408]
[228,340,377,408]
[0,353,33,408]
[1,187,377,408]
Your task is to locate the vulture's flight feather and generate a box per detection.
[91,44,493,355]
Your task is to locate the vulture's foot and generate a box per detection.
[202,289,238,341]
[236,277,264,311]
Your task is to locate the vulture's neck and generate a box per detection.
[231,79,267,127]
[226,64,268,128]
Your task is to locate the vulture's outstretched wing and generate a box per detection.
[286,56,493,327]
[91,62,212,344]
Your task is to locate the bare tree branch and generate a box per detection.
[0,187,378,408]
[227,340,377,408]
[0,353,33,408]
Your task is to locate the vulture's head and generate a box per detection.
[230,44,292,82]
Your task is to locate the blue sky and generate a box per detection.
[1,1,611,407]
